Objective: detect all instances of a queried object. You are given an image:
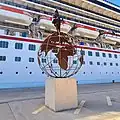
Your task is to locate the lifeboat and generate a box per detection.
[39,16,55,30]
[0,5,33,26]
[61,21,71,33]
[39,16,71,33]
[102,33,120,45]
[72,24,99,39]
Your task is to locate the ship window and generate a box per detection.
[108,53,112,58]
[89,61,93,65]
[114,54,117,58]
[15,43,23,49]
[97,62,100,65]
[110,63,113,66]
[29,57,34,62]
[83,61,85,64]
[73,60,77,64]
[0,56,6,61]
[81,50,85,55]
[28,44,36,51]
[104,62,107,66]
[116,63,118,66]
[53,59,57,63]
[15,57,21,62]
[0,41,8,48]
[95,52,99,57]
[42,58,46,63]
[102,53,106,57]
[88,51,92,56]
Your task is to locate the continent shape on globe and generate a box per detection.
[40,32,76,70]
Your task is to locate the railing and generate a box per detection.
[1,0,120,30]
[0,0,120,33]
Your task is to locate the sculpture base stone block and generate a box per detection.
[45,78,78,112]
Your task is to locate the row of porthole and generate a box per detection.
[0,71,119,74]
[0,72,32,74]
[0,41,36,51]
[83,72,120,74]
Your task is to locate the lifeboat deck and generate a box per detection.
[1,83,120,120]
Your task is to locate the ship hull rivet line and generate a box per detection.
[74,100,86,115]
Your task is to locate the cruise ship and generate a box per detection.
[0,0,120,89]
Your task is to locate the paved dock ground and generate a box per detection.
[1,83,120,120]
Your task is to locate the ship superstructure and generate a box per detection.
[0,0,120,88]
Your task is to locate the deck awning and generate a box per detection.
[62,0,120,21]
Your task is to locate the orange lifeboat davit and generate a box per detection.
[0,5,33,26]
[73,24,99,39]
[39,16,71,33]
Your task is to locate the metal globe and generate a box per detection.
[37,32,83,78]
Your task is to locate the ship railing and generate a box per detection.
[1,0,120,33]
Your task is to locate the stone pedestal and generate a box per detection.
[45,78,78,112]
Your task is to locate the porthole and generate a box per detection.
[0,72,3,74]
[16,72,18,74]
[97,62,100,65]
[95,52,100,57]
[81,50,85,55]
[102,53,106,57]
[29,72,32,74]
[110,63,113,66]
[106,72,108,74]
[114,54,117,58]
[88,51,92,56]
[42,72,44,74]
[112,72,113,74]
[26,67,28,69]
[104,62,107,66]
[89,61,93,65]
[0,41,8,48]
[73,60,77,64]
[83,72,85,74]
[108,53,112,58]
[53,59,57,63]
[91,72,92,74]
[15,43,23,49]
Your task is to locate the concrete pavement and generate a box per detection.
[0,83,120,120]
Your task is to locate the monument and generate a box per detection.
[37,10,84,111]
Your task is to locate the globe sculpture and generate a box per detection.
[37,10,84,78]
[37,31,84,78]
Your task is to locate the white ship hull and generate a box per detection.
[0,35,120,88]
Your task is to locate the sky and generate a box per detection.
[108,0,120,6]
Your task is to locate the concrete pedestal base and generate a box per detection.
[45,78,78,112]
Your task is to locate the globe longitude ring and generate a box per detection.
[37,31,84,78]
